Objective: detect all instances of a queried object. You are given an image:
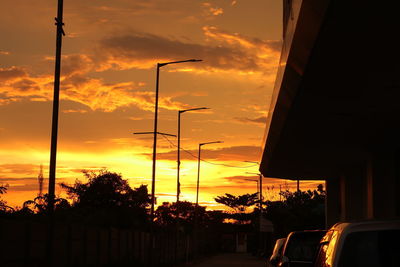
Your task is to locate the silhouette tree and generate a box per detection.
[0,184,13,213]
[0,184,7,211]
[214,193,258,213]
[60,169,151,227]
[155,201,204,229]
[22,194,70,214]
[61,170,150,209]
[214,193,258,224]
[154,201,225,233]
[264,185,326,235]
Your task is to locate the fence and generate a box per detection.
[0,219,219,267]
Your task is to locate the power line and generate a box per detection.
[160,135,259,169]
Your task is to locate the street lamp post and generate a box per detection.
[245,161,263,210]
[246,171,263,210]
[177,107,209,203]
[195,141,223,208]
[246,170,264,255]
[244,178,260,207]
[48,0,65,214]
[133,131,176,220]
[151,59,202,220]
[193,140,222,257]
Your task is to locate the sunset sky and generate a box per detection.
[0,0,322,210]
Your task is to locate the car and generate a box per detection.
[269,237,287,266]
[314,220,400,267]
[276,230,326,267]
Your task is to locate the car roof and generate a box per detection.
[330,219,400,235]
[287,230,327,237]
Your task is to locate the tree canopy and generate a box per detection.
[264,185,326,235]
[214,192,258,213]
[61,169,150,210]
[60,170,151,227]
[22,194,70,214]
[155,201,225,233]
[0,184,9,212]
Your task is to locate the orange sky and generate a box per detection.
[0,0,324,210]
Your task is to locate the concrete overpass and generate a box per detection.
[260,0,400,226]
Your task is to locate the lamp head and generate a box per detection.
[200,141,223,146]
[180,107,210,113]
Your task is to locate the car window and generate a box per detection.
[338,230,400,267]
[284,232,326,261]
[314,230,337,267]
[270,238,286,260]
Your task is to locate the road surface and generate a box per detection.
[188,253,266,267]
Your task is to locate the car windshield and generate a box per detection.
[339,230,400,267]
[284,232,325,261]
[271,238,286,257]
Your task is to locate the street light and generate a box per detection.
[48,0,65,214]
[150,59,202,220]
[244,161,263,207]
[177,107,209,203]
[133,131,176,218]
[246,171,263,210]
[196,141,223,207]
[244,178,259,207]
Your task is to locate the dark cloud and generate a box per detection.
[182,183,257,190]
[155,145,262,161]
[0,177,37,182]
[96,32,272,72]
[0,164,40,176]
[0,177,44,192]
[11,78,41,93]
[0,66,27,82]
[61,54,93,76]
[223,175,259,183]
[234,116,267,125]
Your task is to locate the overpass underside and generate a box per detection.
[261,0,400,226]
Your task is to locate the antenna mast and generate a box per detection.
[38,164,44,197]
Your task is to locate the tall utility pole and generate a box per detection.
[150,59,201,220]
[133,131,176,219]
[194,140,222,258]
[177,107,209,203]
[244,161,263,210]
[246,172,263,210]
[48,0,65,213]
[47,1,65,266]
[38,165,44,198]
[244,178,259,206]
[195,141,222,207]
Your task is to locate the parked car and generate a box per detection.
[270,230,326,267]
[269,238,287,266]
[314,220,400,267]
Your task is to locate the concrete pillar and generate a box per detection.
[368,150,398,219]
[325,177,341,228]
[342,164,368,221]
[366,158,374,219]
[396,151,400,217]
[339,175,346,221]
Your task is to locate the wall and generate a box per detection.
[0,219,219,267]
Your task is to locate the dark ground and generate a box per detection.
[183,253,266,267]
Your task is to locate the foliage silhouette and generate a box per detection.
[60,169,151,227]
[214,192,259,224]
[215,192,258,213]
[22,194,70,214]
[264,185,326,236]
[155,201,226,233]
[0,184,13,213]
